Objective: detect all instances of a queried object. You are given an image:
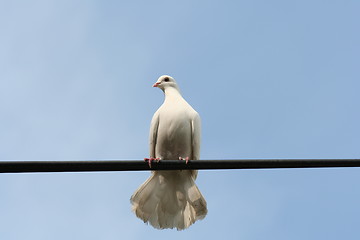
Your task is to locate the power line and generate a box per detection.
[0,159,360,173]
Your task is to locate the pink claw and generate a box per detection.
[144,157,160,168]
[179,157,190,164]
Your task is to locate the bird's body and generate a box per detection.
[152,87,199,166]
[130,75,207,230]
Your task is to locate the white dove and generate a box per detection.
[130,75,207,230]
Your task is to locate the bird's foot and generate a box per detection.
[144,157,160,168]
[179,157,190,164]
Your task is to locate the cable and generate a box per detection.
[1,159,360,173]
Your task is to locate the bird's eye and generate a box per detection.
[164,77,170,82]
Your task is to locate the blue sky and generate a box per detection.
[0,0,359,239]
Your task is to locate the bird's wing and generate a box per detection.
[191,112,201,160]
[149,110,160,158]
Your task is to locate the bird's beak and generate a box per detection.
[153,82,160,87]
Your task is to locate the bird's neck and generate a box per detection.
[164,87,183,102]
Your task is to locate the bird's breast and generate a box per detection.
[155,111,192,160]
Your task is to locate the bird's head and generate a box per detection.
[153,75,180,92]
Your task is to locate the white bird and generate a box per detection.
[130,75,207,230]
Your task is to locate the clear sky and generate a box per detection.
[0,1,359,239]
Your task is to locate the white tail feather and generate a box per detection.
[130,170,207,230]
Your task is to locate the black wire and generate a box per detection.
[1,159,360,173]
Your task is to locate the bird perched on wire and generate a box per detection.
[130,75,207,230]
